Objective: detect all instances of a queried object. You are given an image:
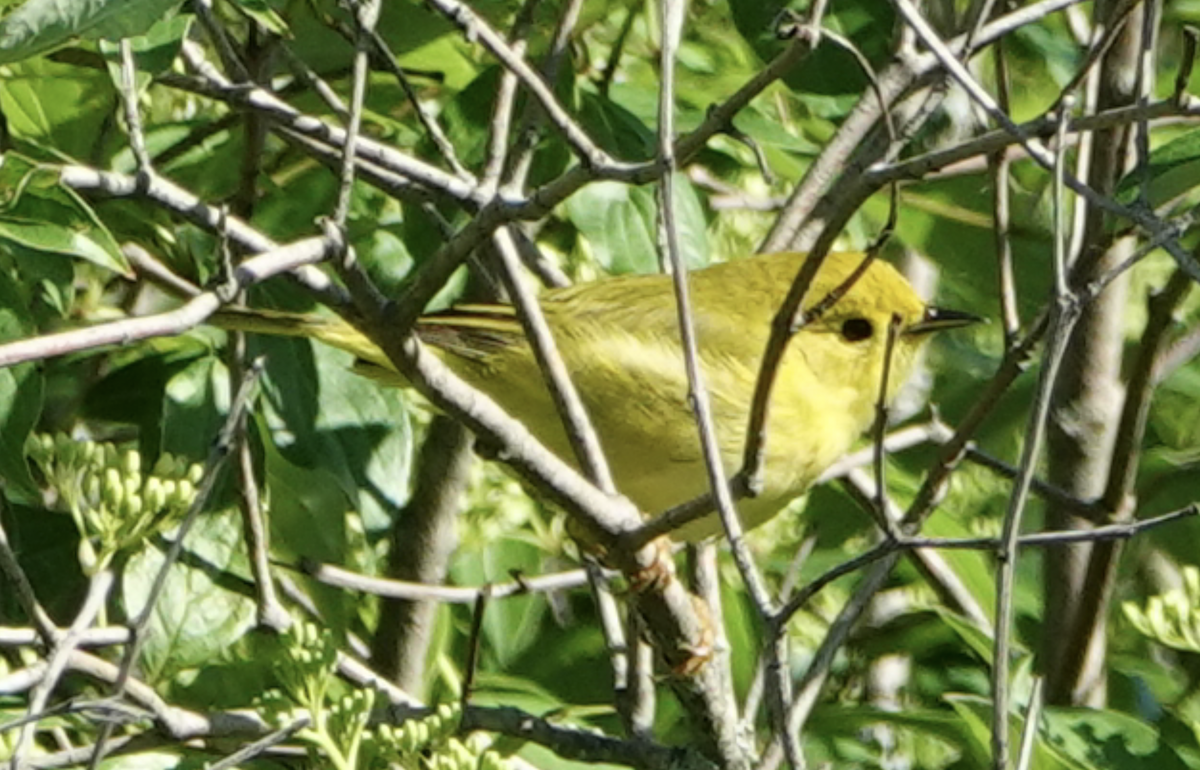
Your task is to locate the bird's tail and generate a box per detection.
[209,307,391,369]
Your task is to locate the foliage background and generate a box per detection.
[1,0,1200,767]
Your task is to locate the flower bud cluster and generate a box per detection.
[25,434,203,573]
[1124,565,1200,653]
[366,703,510,770]
[261,623,510,769]
[274,621,339,708]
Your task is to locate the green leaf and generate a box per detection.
[1116,128,1200,209]
[932,606,996,665]
[451,535,546,666]
[230,0,289,36]
[563,174,709,275]
[0,154,131,276]
[728,0,895,99]
[804,703,974,767]
[0,501,85,620]
[1043,707,1192,770]
[261,430,352,632]
[0,216,128,275]
[0,268,43,503]
[0,0,183,64]
[161,354,230,461]
[121,508,256,685]
[0,65,114,155]
[251,328,413,534]
[577,91,655,161]
[98,13,192,90]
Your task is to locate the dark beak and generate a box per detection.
[905,306,983,335]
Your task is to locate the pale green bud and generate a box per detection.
[103,468,124,510]
[78,538,98,573]
[479,751,508,770]
[144,478,165,512]
[121,449,140,476]
[84,473,102,507]
[55,433,74,462]
[448,737,475,766]
[24,433,46,464]
[398,723,421,753]
[152,454,175,477]
[123,475,140,503]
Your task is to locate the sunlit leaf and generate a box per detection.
[0,0,182,64]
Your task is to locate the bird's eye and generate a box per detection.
[841,318,874,342]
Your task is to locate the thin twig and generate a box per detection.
[331,0,378,228]
[460,585,491,711]
[990,36,1020,345]
[421,0,615,168]
[59,164,346,308]
[653,0,752,764]
[490,226,614,492]
[1014,677,1045,770]
[990,97,1080,770]
[303,560,600,602]
[0,237,333,369]
[10,570,114,769]
[117,39,151,172]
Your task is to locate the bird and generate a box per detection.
[213,251,977,541]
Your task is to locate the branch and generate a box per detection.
[0,237,332,368]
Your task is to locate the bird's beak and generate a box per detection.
[905,306,983,335]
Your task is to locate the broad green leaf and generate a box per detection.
[0,60,113,155]
[122,508,256,685]
[577,91,655,162]
[0,501,84,620]
[0,268,42,502]
[250,326,412,534]
[98,13,192,91]
[1043,706,1192,770]
[261,428,352,632]
[945,694,1088,770]
[230,0,289,36]
[933,606,996,664]
[161,354,230,461]
[0,153,130,275]
[0,0,182,64]
[451,535,546,667]
[728,0,895,99]
[804,704,973,767]
[563,174,709,275]
[1116,128,1200,209]
[0,216,128,275]
[565,181,655,273]
[82,340,208,462]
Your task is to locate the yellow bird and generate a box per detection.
[214,251,976,540]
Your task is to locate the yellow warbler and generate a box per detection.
[215,251,975,540]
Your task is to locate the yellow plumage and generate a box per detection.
[213,251,974,540]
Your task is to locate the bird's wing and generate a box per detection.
[416,304,526,361]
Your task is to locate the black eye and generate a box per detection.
[841,318,874,342]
